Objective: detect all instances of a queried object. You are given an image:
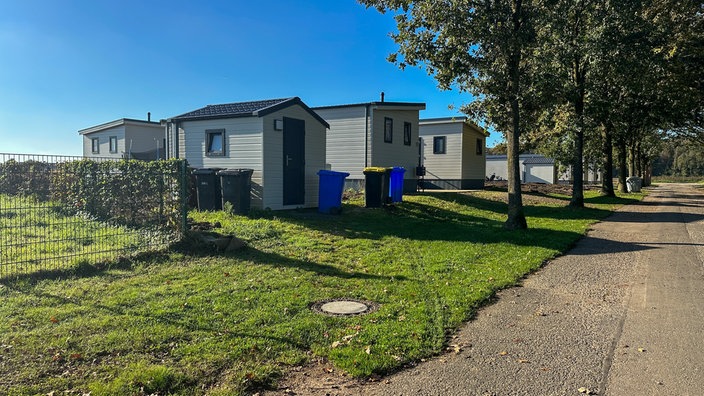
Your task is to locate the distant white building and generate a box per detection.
[79,117,165,160]
[418,117,489,189]
[486,154,557,183]
[486,154,599,184]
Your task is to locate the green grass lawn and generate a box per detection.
[0,189,643,395]
[651,175,704,183]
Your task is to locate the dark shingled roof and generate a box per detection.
[522,156,555,165]
[168,97,329,128]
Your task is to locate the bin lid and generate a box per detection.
[193,168,220,175]
[363,167,391,174]
[317,170,350,177]
[391,167,406,173]
[217,168,254,176]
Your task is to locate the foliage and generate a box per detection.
[358,0,549,229]
[0,191,643,395]
[653,137,704,177]
[51,159,187,230]
[0,159,54,200]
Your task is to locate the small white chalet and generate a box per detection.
[165,97,329,211]
[313,98,426,192]
[78,117,165,160]
[418,117,488,189]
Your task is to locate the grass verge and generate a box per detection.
[0,189,644,395]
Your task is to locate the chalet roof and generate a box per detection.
[168,97,329,127]
[313,101,426,111]
[78,118,162,135]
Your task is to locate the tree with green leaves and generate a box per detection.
[359,0,547,229]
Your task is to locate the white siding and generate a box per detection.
[524,164,555,183]
[124,124,166,157]
[314,106,367,179]
[419,122,463,179]
[461,124,487,180]
[82,126,125,159]
[369,108,419,180]
[180,117,265,209]
[262,105,327,210]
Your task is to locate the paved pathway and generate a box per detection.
[271,183,704,395]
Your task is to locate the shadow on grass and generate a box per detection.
[171,234,408,281]
[0,250,171,285]
[268,195,602,254]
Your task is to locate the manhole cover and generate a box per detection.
[310,298,379,316]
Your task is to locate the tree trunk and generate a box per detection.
[569,57,586,207]
[601,125,615,197]
[505,2,527,230]
[617,138,628,193]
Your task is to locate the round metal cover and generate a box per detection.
[310,298,380,317]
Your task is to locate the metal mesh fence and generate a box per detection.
[0,153,188,278]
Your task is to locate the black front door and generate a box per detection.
[283,117,305,205]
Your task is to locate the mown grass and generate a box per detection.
[651,175,704,183]
[0,189,644,395]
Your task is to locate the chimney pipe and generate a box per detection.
[380,92,385,102]
[147,112,151,122]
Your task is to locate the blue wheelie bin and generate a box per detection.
[317,170,350,214]
[389,167,406,203]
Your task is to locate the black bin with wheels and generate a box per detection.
[218,169,254,214]
[363,167,391,208]
[193,168,222,211]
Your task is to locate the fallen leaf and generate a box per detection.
[331,341,341,349]
[50,317,59,324]
[448,344,462,354]
[499,351,508,356]
[518,359,530,364]
[365,346,371,354]
[223,272,230,277]
[638,348,646,352]
[69,353,82,360]
[324,367,334,373]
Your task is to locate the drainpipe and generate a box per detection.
[364,103,370,168]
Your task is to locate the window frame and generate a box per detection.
[91,137,100,154]
[476,138,483,155]
[205,129,226,157]
[109,136,118,153]
[433,136,446,154]
[403,122,412,146]
[383,117,393,143]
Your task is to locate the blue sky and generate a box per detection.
[0,0,499,156]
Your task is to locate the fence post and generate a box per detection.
[180,160,189,236]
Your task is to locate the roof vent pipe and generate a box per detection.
[380,92,385,102]
[147,112,151,122]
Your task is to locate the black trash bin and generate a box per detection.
[363,167,391,208]
[193,168,222,211]
[218,169,254,214]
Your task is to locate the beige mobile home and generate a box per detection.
[79,117,165,160]
[418,117,488,189]
[313,99,426,192]
[165,97,328,211]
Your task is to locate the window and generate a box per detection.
[109,136,118,153]
[206,129,225,156]
[403,122,412,146]
[91,138,99,154]
[384,117,393,143]
[476,138,483,155]
[433,136,446,154]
